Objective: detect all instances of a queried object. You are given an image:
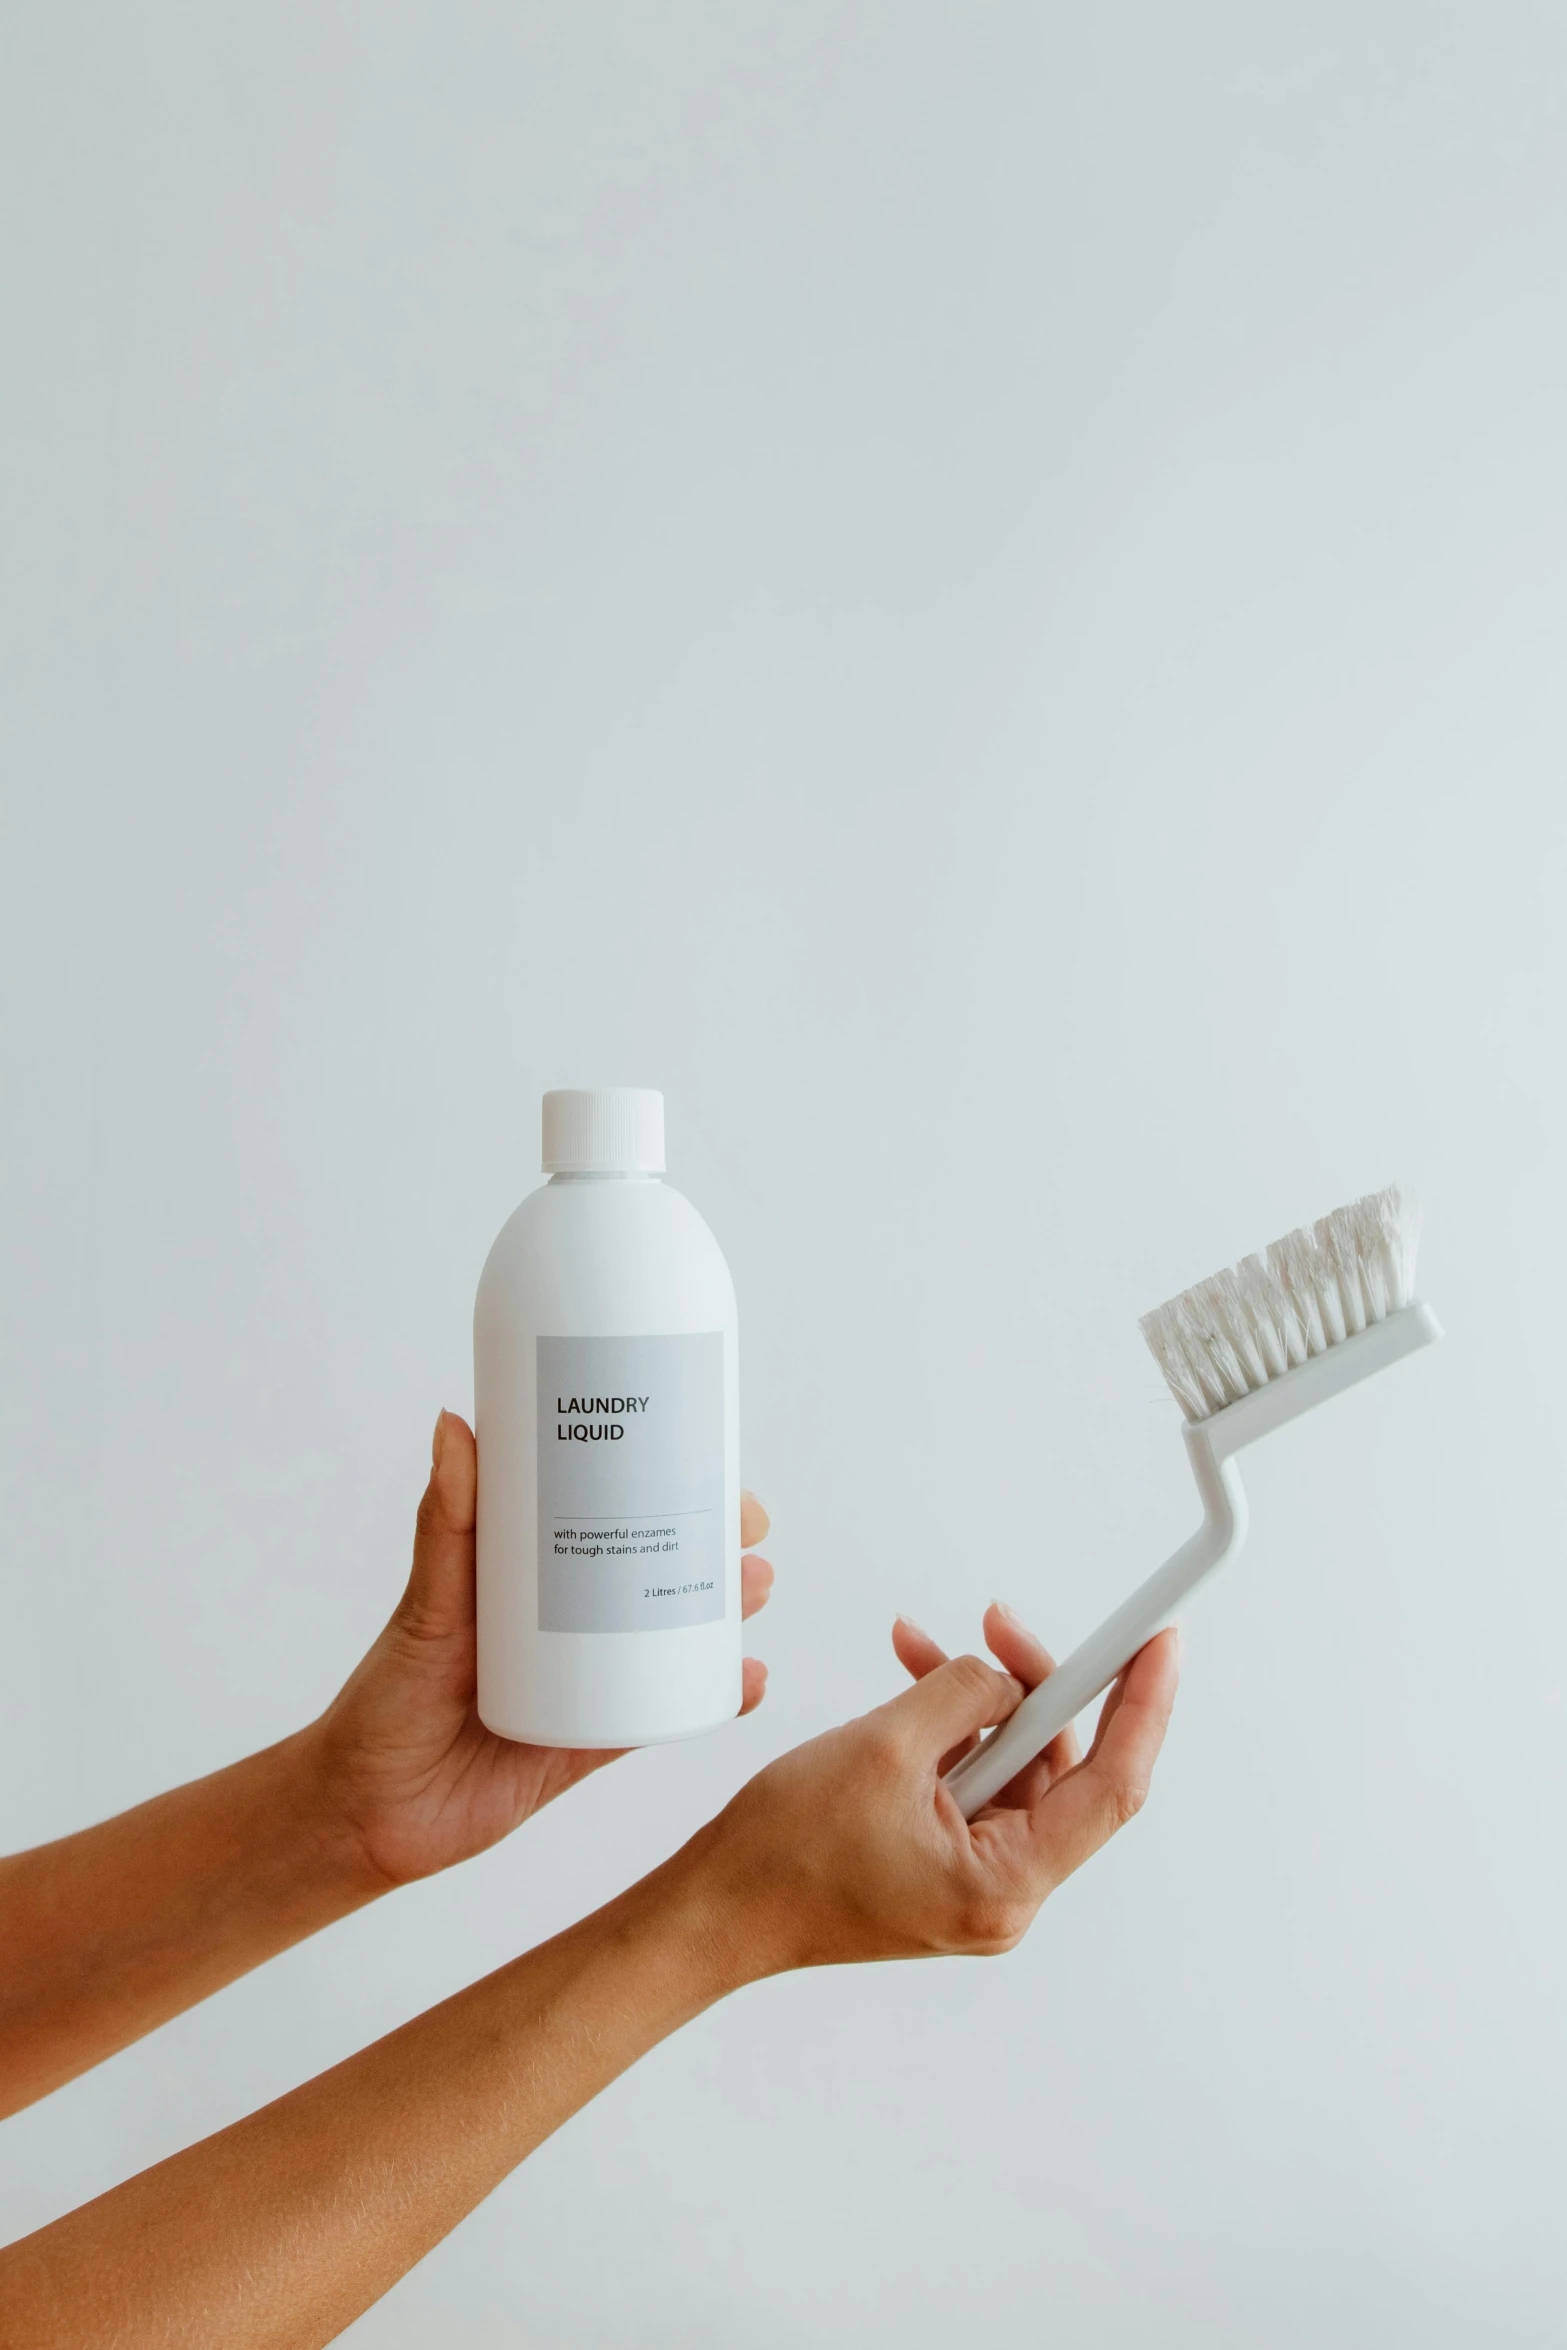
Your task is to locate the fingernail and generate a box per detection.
[431,1410,447,1470]
[895,1614,932,1640]
[992,1598,1034,1635]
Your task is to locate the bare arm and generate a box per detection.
[0,1624,1180,2349]
[0,1729,378,2122]
[0,1418,774,2118]
[0,1859,734,2349]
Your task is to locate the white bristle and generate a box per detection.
[1139,1186,1422,1422]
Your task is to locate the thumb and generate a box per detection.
[885,1652,1023,1765]
[396,1410,478,1640]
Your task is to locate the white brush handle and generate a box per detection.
[942,1537,1232,1816]
[943,1433,1247,1819]
[941,1302,1441,1820]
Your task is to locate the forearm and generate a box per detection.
[0,1726,377,2116]
[0,1850,742,2350]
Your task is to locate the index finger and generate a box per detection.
[880,1653,1023,1765]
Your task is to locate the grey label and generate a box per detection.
[537,1333,725,1633]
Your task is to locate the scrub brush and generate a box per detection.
[943,1185,1442,1818]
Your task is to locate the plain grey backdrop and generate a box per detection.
[2,6,1564,2343]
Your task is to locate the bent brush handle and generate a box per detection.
[943,1303,1442,1821]
[942,1437,1247,1820]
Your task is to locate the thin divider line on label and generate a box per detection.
[548,1508,714,1520]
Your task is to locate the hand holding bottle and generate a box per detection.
[308,1410,776,1891]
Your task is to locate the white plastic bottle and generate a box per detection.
[474,1088,741,1748]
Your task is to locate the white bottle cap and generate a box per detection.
[541,1088,666,1174]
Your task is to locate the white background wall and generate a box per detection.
[2,7,1564,2343]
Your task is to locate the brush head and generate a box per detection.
[1139,1185,1422,1423]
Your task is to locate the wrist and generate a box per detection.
[273,1723,396,1909]
[638,1814,803,1995]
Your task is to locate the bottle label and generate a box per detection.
[536,1333,726,1633]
